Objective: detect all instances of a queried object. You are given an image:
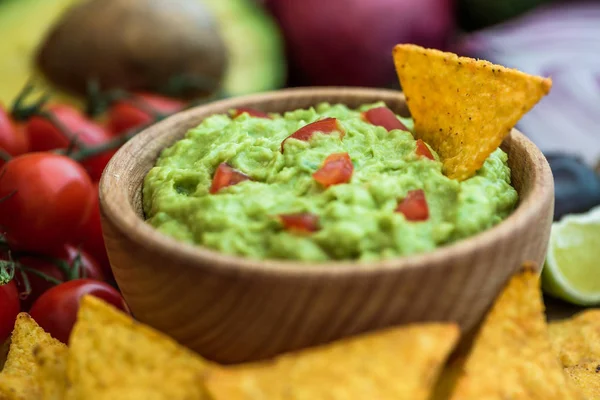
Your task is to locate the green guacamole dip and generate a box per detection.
[143,102,518,262]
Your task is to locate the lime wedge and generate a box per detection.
[542,205,600,306]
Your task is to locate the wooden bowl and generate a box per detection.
[99,87,554,364]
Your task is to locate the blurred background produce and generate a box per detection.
[0,0,598,342]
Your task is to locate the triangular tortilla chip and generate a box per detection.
[204,323,459,400]
[393,44,552,181]
[563,361,600,399]
[445,265,585,399]
[0,313,65,400]
[548,309,600,367]
[34,342,69,400]
[66,295,212,400]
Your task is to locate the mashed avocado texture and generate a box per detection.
[143,103,518,262]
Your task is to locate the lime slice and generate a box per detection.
[542,205,600,306]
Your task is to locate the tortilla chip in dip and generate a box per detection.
[548,309,600,367]
[0,313,65,400]
[393,44,552,181]
[444,265,585,399]
[204,323,459,400]
[66,295,212,400]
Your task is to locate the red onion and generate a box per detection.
[266,0,455,87]
[454,2,600,166]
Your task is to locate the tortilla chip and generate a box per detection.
[0,313,65,400]
[66,295,212,400]
[445,266,585,399]
[563,362,600,399]
[548,309,600,367]
[33,343,69,400]
[393,44,552,181]
[205,323,459,400]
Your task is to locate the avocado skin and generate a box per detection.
[0,0,286,105]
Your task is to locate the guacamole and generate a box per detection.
[143,103,518,262]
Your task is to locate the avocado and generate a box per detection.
[0,0,285,106]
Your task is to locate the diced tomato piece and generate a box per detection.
[281,118,343,152]
[278,213,320,234]
[415,139,434,160]
[231,107,272,119]
[209,163,251,194]
[362,107,407,132]
[395,189,429,222]
[313,152,353,188]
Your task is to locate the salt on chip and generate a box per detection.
[548,309,600,367]
[0,313,65,400]
[563,361,600,399]
[66,295,212,400]
[445,265,585,399]
[204,323,459,400]
[393,44,552,181]
[33,343,69,400]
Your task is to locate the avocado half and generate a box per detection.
[0,0,286,106]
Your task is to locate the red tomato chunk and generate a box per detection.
[415,139,434,160]
[362,107,407,132]
[210,163,251,194]
[395,189,429,222]
[279,213,320,234]
[313,152,353,188]
[281,117,343,152]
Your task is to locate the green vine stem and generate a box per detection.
[0,259,15,285]
[10,79,51,122]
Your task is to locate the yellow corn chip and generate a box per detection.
[443,266,585,399]
[0,313,65,400]
[393,44,552,181]
[548,309,600,367]
[563,362,600,399]
[66,295,212,400]
[33,343,69,400]
[205,323,459,400]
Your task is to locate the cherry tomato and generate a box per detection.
[210,163,251,194]
[313,153,353,188]
[0,153,95,252]
[16,245,105,310]
[362,106,407,132]
[108,93,185,136]
[231,107,271,119]
[279,213,320,234]
[0,104,29,157]
[281,118,343,152]
[0,281,20,343]
[25,105,116,181]
[29,279,127,344]
[78,182,112,277]
[395,189,429,222]
[415,139,434,160]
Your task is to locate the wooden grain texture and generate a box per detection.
[99,87,555,364]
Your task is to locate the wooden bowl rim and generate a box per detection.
[99,87,553,277]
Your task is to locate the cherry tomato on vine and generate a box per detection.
[29,279,127,343]
[0,104,29,159]
[0,280,20,343]
[108,93,185,136]
[16,245,105,310]
[0,153,95,252]
[77,182,112,278]
[25,104,116,181]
